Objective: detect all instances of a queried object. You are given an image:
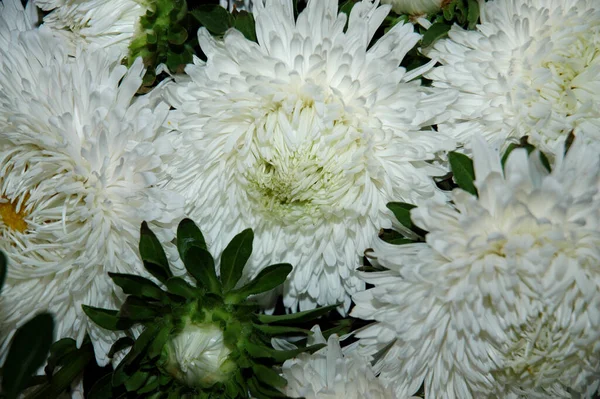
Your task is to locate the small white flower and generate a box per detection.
[162,0,456,312]
[0,27,183,366]
[163,323,235,388]
[351,136,600,398]
[35,0,150,55]
[282,326,402,399]
[425,0,600,156]
[380,0,446,16]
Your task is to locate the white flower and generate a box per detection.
[163,323,235,388]
[0,0,38,44]
[351,136,600,398]
[281,326,402,399]
[0,28,183,366]
[219,0,254,12]
[380,0,446,16]
[162,0,456,312]
[35,0,150,55]
[425,0,600,156]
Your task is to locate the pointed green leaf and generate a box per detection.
[448,151,477,195]
[421,22,452,47]
[257,304,337,325]
[165,277,198,299]
[125,370,150,392]
[251,364,287,388]
[234,11,256,42]
[247,377,289,399]
[176,218,207,259]
[87,373,113,399]
[191,5,234,35]
[118,297,162,321]
[139,222,172,284]
[109,273,165,301]
[252,324,310,337]
[220,228,254,292]
[386,202,417,231]
[184,246,221,294]
[44,338,77,377]
[225,263,292,304]
[82,305,134,331]
[121,324,161,370]
[137,375,160,394]
[2,313,54,399]
[147,326,172,359]
[109,337,135,359]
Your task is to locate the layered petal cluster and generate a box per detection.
[0,0,38,46]
[162,0,456,312]
[0,26,183,365]
[35,0,150,55]
[352,137,600,398]
[426,0,600,156]
[281,326,402,399]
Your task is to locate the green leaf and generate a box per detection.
[147,326,172,359]
[252,324,310,336]
[125,371,150,392]
[109,273,165,301]
[0,251,6,292]
[339,0,355,16]
[251,364,287,388]
[226,263,292,304]
[139,221,172,284]
[257,304,336,325]
[421,22,452,47]
[184,246,222,294]
[165,277,198,299]
[448,151,477,195]
[466,0,480,28]
[87,373,113,399]
[137,375,160,394]
[82,305,135,331]
[191,5,234,35]
[220,228,254,293]
[247,377,289,399]
[245,341,325,362]
[234,11,256,42]
[177,218,207,259]
[44,338,77,377]
[108,337,134,359]
[118,297,162,321]
[2,313,54,399]
[386,202,417,230]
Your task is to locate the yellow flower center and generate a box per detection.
[0,197,28,233]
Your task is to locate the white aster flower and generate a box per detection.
[380,0,446,16]
[0,28,183,366]
[163,323,235,388]
[0,0,38,45]
[35,0,150,55]
[219,0,254,12]
[425,0,600,156]
[162,0,456,312]
[282,326,403,399]
[351,136,600,398]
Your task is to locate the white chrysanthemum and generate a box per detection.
[351,136,600,398]
[162,0,456,312]
[425,0,600,156]
[282,326,404,399]
[0,29,183,366]
[163,323,235,388]
[219,0,254,12]
[35,0,150,55]
[0,0,38,45]
[380,0,446,15]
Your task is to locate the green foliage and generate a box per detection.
[82,219,334,398]
[386,202,428,238]
[448,151,478,195]
[501,136,552,172]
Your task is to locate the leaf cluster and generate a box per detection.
[83,219,334,398]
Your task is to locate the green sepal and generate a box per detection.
[184,245,222,295]
[251,364,287,389]
[225,263,292,304]
[220,228,254,293]
[165,277,198,299]
[191,5,234,35]
[139,222,173,284]
[147,325,172,359]
[108,337,135,359]
[233,11,256,42]
[137,375,161,394]
[125,370,150,392]
[167,24,188,45]
[44,338,78,377]
[244,341,326,363]
[118,297,163,322]
[257,304,336,325]
[177,218,207,258]
[448,151,477,196]
[82,305,135,331]
[2,313,54,399]
[252,323,311,337]
[109,272,165,301]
